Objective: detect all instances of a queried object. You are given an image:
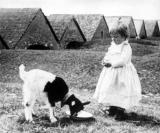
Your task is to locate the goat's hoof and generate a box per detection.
[26,120,35,124]
[30,120,35,124]
[32,114,38,118]
[26,118,34,123]
[50,118,57,123]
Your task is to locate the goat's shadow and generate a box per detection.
[17,114,96,128]
[120,112,160,127]
[39,115,96,127]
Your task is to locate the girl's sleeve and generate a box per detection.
[101,53,108,66]
[110,44,132,68]
[101,46,111,64]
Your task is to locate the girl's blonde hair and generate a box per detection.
[109,18,129,39]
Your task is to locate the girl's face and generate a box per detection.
[111,33,125,45]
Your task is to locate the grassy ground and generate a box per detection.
[1,83,160,133]
[0,41,160,132]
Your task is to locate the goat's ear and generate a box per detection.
[61,94,75,107]
[70,94,75,98]
[61,98,69,107]
[61,101,65,107]
[83,101,90,106]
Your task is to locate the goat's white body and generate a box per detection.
[19,64,57,123]
[21,69,56,103]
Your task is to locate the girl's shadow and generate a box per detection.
[123,112,160,127]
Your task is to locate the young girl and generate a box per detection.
[93,20,142,120]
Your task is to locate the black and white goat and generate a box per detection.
[19,64,90,123]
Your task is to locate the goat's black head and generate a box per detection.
[61,94,90,116]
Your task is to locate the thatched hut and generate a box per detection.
[144,20,160,37]
[91,16,110,42]
[105,16,137,38]
[74,14,110,42]
[60,18,86,49]
[0,8,59,49]
[47,14,73,41]
[134,19,147,39]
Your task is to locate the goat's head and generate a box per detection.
[61,94,90,116]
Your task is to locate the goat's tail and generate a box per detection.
[19,64,27,81]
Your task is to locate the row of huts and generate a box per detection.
[0,8,160,50]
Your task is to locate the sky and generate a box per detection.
[0,0,160,20]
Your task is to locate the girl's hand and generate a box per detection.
[101,60,111,67]
[101,59,105,66]
[104,63,112,68]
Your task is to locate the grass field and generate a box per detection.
[0,41,160,133]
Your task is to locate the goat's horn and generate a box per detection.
[83,101,90,105]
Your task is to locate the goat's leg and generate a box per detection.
[49,106,57,123]
[23,85,33,122]
[32,108,36,116]
[24,102,33,122]
[31,102,37,117]
[23,94,35,122]
[24,98,33,121]
[26,99,36,122]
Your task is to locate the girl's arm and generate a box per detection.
[101,59,111,67]
[101,45,112,66]
[101,52,109,65]
[110,44,132,68]
[102,57,112,68]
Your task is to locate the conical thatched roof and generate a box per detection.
[47,14,73,41]
[0,8,59,49]
[134,19,147,39]
[15,9,59,49]
[104,16,120,31]
[158,20,160,34]
[60,18,86,48]
[74,14,103,41]
[105,16,137,38]
[0,8,39,48]
[144,20,160,37]
[0,35,8,49]
[91,16,110,41]
[119,16,137,38]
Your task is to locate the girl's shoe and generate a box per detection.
[100,107,109,115]
[115,107,126,121]
[108,106,117,116]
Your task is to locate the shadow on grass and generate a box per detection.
[58,117,96,127]
[123,112,160,127]
[129,39,160,46]
[17,114,96,128]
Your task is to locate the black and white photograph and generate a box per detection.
[0,0,160,132]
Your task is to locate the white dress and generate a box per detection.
[93,41,142,109]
